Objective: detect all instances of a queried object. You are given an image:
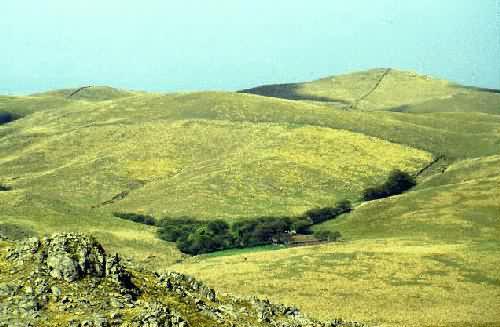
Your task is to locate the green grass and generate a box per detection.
[1,68,499,326]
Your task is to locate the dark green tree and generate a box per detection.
[362,169,416,201]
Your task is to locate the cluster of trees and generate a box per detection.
[157,217,294,255]
[112,169,417,256]
[362,170,416,201]
[303,200,352,224]
[156,200,352,255]
[113,212,156,226]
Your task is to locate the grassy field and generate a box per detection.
[174,239,500,327]
[1,69,499,326]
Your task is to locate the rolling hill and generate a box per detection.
[1,69,499,326]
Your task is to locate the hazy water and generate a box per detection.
[1,0,499,94]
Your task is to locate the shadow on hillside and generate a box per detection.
[238,83,351,105]
[0,112,20,125]
[455,85,500,94]
[386,105,410,113]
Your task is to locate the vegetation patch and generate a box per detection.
[362,169,416,201]
[113,212,156,225]
[0,223,36,240]
[157,200,351,255]
[110,200,351,256]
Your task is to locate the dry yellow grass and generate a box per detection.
[173,238,500,327]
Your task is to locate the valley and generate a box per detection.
[1,69,499,326]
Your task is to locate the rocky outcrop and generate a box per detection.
[0,233,366,327]
[158,271,217,302]
[130,302,188,327]
[6,234,137,294]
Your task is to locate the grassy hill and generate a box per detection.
[0,86,137,126]
[32,85,137,101]
[240,68,500,113]
[1,68,499,326]
[0,90,434,220]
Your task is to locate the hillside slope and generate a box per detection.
[0,91,434,219]
[173,155,500,326]
[240,68,500,113]
[1,68,499,326]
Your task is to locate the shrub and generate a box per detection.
[232,217,293,247]
[291,217,313,234]
[362,170,416,201]
[157,217,203,242]
[303,200,352,224]
[335,200,352,213]
[0,184,12,192]
[113,212,156,225]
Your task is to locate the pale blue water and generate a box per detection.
[1,0,499,94]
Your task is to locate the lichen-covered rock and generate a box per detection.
[130,302,189,327]
[158,271,217,302]
[47,253,80,281]
[7,233,106,282]
[0,282,19,297]
[106,253,139,297]
[5,233,139,293]
[45,233,106,282]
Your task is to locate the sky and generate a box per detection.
[1,0,499,94]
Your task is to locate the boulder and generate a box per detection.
[45,233,106,282]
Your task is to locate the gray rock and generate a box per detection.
[47,254,80,281]
[46,233,106,282]
[130,302,189,327]
[0,283,19,296]
[106,253,139,297]
[50,286,62,300]
[6,233,107,282]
